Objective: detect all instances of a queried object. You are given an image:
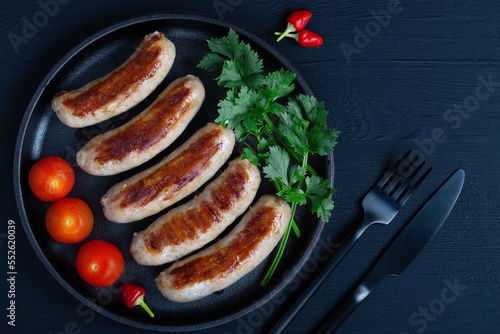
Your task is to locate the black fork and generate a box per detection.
[269,150,431,334]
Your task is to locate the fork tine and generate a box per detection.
[391,159,426,200]
[377,150,412,189]
[397,167,433,205]
[385,154,422,194]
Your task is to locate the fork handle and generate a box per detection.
[268,221,371,334]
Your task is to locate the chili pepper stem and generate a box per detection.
[134,295,155,317]
[274,32,301,42]
[275,22,296,42]
[289,32,300,42]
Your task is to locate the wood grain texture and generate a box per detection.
[1,0,499,333]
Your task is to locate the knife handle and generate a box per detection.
[268,221,371,334]
[317,284,370,334]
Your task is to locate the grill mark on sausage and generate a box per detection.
[210,170,246,211]
[168,206,282,289]
[146,202,219,252]
[62,34,164,117]
[119,129,223,208]
[145,165,250,254]
[92,86,192,164]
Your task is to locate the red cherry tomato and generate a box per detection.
[46,198,94,243]
[76,240,124,287]
[28,156,74,202]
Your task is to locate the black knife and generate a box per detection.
[317,169,465,333]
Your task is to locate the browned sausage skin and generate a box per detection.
[155,195,290,302]
[101,123,235,223]
[130,157,261,265]
[76,75,205,175]
[53,31,175,128]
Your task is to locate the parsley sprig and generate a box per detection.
[198,29,339,286]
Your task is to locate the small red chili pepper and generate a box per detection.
[276,10,312,42]
[294,29,323,47]
[120,282,155,318]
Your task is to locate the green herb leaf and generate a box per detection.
[310,196,335,221]
[242,145,262,166]
[206,28,241,59]
[197,53,226,72]
[308,126,340,156]
[305,176,336,221]
[278,111,309,156]
[262,146,290,186]
[289,165,307,184]
[262,69,296,101]
[282,187,307,205]
[305,175,332,197]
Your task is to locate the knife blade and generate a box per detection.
[317,168,465,334]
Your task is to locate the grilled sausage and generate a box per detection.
[155,195,290,302]
[52,31,175,128]
[76,75,205,176]
[101,123,235,223]
[130,157,261,266]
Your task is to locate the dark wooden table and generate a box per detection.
[1,1,499,333]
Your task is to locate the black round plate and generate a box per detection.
[14,12,333,332]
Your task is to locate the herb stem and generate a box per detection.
[269,167,299,238]
[291,152,309,238]
[260,201,298,287]
[273,180,282,193]
[292,218,301,237]
[261,153,308,285]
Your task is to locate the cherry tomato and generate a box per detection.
[76,240,124,287]
[46,198,94,243]
[28,156,75,202]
